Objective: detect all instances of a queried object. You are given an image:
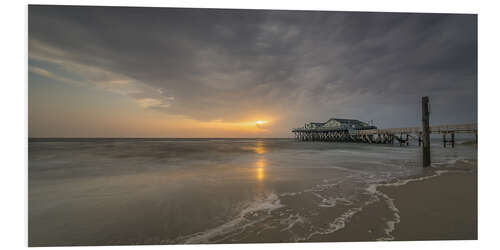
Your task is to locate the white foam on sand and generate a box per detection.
[178,192,283,244]
[305,207,363,240]
[280,213,307,232]
[310,191,353,208]
[431,156,477,169]
[431,157,464,167]
[328,207,363,232]
[372,191,400,241]
[280,191,302,197]
[279,178,345,199]
[318,197,353,208]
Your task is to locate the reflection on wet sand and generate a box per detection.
[254,140,267,181]
[256,158,266,181]
[254,140,267,154]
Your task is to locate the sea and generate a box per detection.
[28,137,477,246]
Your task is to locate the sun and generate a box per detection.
[256,120,266,125]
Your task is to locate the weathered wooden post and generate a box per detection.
[422,96,431,167]
[451,132,455,148]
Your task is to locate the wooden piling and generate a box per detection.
[422,96,431,167]
[443,133,446,148]
[451,132,455,148]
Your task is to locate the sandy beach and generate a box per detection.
[383,169,477,241]
[309,164,477,242]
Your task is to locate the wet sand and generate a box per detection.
[384,170,477,241]
[308,168,477,242]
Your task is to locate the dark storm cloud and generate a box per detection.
[28,5,477,131]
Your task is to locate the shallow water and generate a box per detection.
[28,138,477,246]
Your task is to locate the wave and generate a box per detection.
[304,207,363,240]
[176,192,283,244]
[431,157,476,168]
[280,213,307,232]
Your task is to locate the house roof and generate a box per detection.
[307,118,369,127]
[301,118,375,130]
[326,118,366,124]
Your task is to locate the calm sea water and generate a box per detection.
[28,138,477,246]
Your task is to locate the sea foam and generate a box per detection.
[179,192,283,244]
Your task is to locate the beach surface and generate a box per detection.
[28,138,477,246]
[308,165,477,242]
[383,169,477,241]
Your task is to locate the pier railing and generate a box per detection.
[353,123,477,135]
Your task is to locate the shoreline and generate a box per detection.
[380,168,477,241]
[308,165,477,242]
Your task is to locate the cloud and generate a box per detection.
[29,39,175,110]
[29,66,54,78]
[28,6,477,133]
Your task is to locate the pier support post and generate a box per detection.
[451,132,455,148]
[443,133,447,148]
[422,96,431,167]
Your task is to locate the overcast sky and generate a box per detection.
[28,5,477,137]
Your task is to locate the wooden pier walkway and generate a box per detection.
[354,123,477,135]
[292,123,477,147]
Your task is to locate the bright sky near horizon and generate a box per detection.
[28,6,477,138]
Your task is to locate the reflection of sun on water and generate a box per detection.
[256,158,266,168]
[254,140,267,154]
[256,158,266,181]
[253,140,267,181]
[257,167,264,181]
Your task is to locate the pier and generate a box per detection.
[292,123,477,147]
[292,97,477,158]
[291,97,477,167]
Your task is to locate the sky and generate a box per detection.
[28,5,477,138]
